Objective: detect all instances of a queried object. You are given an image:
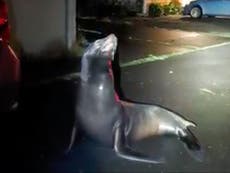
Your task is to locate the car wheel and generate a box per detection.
[190,6,202,19]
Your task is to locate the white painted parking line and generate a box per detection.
[121,41,230,68]
[205,32,230,38]
[78,28,102,35]
[26,41,230,84]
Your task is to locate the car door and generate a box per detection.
[222,0,230,15]
[204,0,226,15]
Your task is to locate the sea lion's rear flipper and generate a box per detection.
[179,128,204,162]
[113,125,165,164]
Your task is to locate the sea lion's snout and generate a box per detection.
[99,34,118,60]
[83,34,118,60]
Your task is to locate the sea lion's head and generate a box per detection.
[81,34,118,81]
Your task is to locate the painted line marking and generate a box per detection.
[41,72,80,83]
[128,36,153,42]
[200,88,216,96]
[205,32,230,38]
[25,40,230,85]
[121,41,230,68]
[79,16,96,20]
[78,28,102,35]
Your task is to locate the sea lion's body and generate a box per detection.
[71,34,203,163]
[77,69,121,146]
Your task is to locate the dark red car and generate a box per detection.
[0,0,20,112]
[0,40,20,111]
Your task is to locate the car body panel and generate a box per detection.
[183,0,230,17]
[0,40,20,112]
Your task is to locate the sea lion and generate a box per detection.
[69,34,203,163]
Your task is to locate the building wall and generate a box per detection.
[149,0,192,6]
[6,0,76,55]
[147,0,172,5]
[143,0,192,14]
[144,0,192,6]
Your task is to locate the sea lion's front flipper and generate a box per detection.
[113,125,165,164]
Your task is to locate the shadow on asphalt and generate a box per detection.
[4,82,79,172]
[21,54,81,84]
[3,55,82,173]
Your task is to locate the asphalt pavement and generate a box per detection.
[79,16,230,63]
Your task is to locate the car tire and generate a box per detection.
[190,6,202,19]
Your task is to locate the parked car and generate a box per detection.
[183,0,230,18]
[0,0,20,112]
[0,39,20,112]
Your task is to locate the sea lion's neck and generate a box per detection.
[81,73,112,86]
[80,68,118,105]
[80,55,110,82]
